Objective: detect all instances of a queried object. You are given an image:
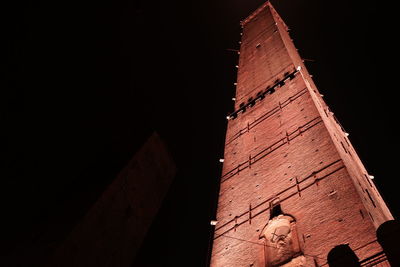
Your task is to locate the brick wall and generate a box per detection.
[211,2,393,266]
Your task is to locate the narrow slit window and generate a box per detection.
[344,137,350,147]
[369,212,374,221]
[364,174,373,187]
[365,189,376,208]
[340,142,348,153]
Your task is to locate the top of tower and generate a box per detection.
[240,1,288,31]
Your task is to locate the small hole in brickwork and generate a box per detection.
[359,209,365,219]
[256,184,259,187]
[256,229,260,232]
[315,149,319,152]
[300,108,304,111]
[284,173,287,176]
[319,161,323,164]
[256,43,261,48]
[288,165,291,168]
[338,218,343,222]
[284,154,288,157]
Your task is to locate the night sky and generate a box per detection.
[4,0,400,266]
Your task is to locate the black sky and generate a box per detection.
[4,0,400,266]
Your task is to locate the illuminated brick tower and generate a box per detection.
[210,2,393,266]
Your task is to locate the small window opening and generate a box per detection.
[248,97,255,107]
[269,87,276,94]
[270,199,282,218]
[239,103,246,113]
[271,204,282,218]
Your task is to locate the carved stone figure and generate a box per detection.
[260,214,306,266]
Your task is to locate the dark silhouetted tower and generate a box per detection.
[210,2,393,266]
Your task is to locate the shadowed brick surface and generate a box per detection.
[45,132,176,267]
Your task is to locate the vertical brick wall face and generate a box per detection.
[235,7,294,110]
[211,2,393,267]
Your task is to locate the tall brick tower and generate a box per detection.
[210,1,393,266]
